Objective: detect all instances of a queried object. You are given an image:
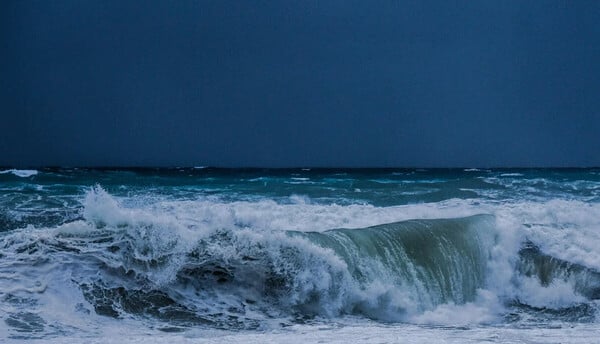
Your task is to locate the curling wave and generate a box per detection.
[50,193,499,325]
[2,186,600,336]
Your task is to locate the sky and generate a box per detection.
[1,1,599,167]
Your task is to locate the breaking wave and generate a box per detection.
[2,186,600,337]
[0,169,39,178]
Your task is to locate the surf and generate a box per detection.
[2,176,600,340]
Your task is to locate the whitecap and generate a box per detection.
[499,173,524,177]
[0,169,39,177]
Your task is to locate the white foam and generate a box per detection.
[503,199,600,270]
[515,277,586,309]
[147,197,482,233]
[39,188,600,287]
[4,185,600,338]
[70,186,214,285]
[0,169,38,177]
[73,187,600,300]
[410,289,502,325]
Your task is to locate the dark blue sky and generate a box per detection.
[2,1,599,167]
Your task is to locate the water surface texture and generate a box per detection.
[2,168,600,343]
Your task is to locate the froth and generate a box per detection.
[58,187,600,316]
[3,185,600,337]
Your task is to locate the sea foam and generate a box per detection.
[2,181,600,342]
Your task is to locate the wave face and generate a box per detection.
[299,215,495,319]
[2,168,600,340]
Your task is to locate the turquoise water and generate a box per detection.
[1,168,600,342]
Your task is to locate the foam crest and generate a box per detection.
[506,200,600,271]
[150,197,484,233]
[82,185,131,227]
[73,186,216,285]
[0,169,38,177]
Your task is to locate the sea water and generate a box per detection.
[1,168,600,343]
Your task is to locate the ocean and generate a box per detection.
[1,167,600,343]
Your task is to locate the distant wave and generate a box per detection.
[0,169,38,177]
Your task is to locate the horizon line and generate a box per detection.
[2,166,599,170]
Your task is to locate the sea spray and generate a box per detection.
[2,169,600,342]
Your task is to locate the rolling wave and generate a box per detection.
[1,186,600,337]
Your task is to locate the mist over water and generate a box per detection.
[1,168,600,342]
